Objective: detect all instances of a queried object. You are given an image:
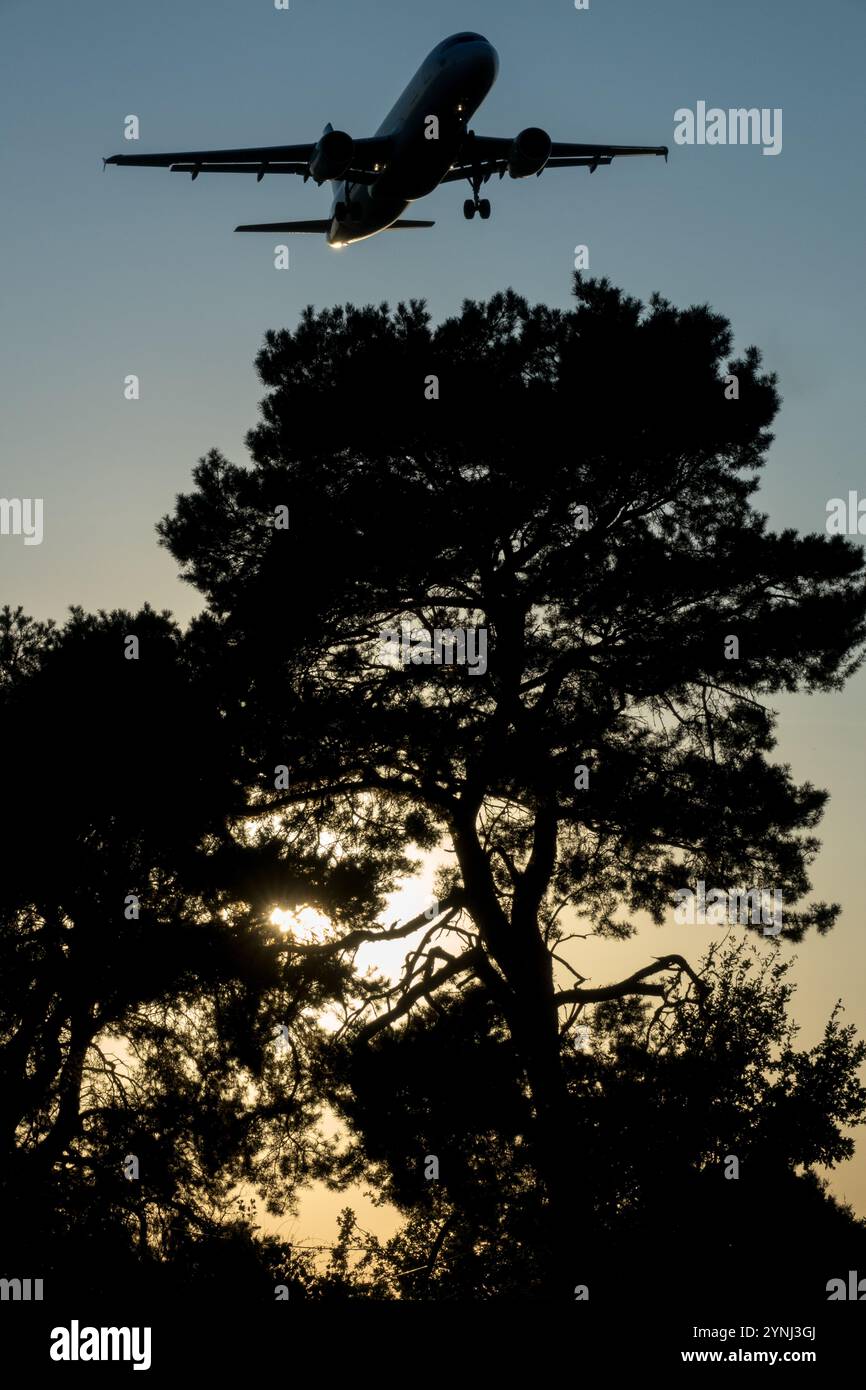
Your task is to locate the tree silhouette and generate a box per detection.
[150,274,866,1293]
[321,941,866,1300]
[0,603,403,1296]
[3,277,865,1303]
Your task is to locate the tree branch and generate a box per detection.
[277,889,464,957]
[355,946,484,1042]
[553,954,708,1006]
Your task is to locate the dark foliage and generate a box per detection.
[2,277,865,1302]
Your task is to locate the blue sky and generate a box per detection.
[3,0,866,1225]
[3,0,864,619]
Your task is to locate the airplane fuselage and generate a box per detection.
[328,34,499,246]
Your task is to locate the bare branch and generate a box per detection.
[278,890,464,958]
[553,953,708,1006]
[355,947,485,1042]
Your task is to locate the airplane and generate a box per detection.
[104,31,668,249]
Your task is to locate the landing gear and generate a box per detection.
[335,181,363,223]
[463,166,492,221]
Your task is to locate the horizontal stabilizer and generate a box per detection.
[234,218,435,234]
[235,220,332,233]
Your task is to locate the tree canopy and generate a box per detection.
[2,275,865,1302]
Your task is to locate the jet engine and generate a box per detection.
[309,129,354,182]
[507,127,552,178]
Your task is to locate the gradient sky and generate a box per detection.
[3,0,866,1243]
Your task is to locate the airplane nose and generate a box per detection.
[476,40,499,84]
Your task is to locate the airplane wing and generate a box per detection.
[441,135,668,182]
[104,137,391,182]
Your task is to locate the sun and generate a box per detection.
[269,905,334,944]
[268,856,447,982]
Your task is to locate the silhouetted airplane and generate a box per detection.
[104,32,668,248]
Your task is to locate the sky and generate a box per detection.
[2,0,866,1243]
